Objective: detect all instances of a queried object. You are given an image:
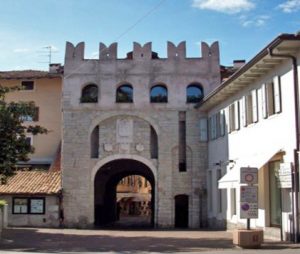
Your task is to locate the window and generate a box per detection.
[20,107,39,122]
[81,84,98,103]
[186,84,204,103]
[244,90,258,126]
[150,126,158,159]
[116,84,133,103]
[229,101,240,132]
[25,136,32,146]
[262,76,282,118]
[208,110,226,141]
[13,197,45,214]
[178,112,186,172]
[199,118,208,142]
[13,198,28,214]
[150,85,168,103]
[21,81,34,90]
[219,110,226,136]
[209,114,217,140]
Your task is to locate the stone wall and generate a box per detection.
[62,41,220,228]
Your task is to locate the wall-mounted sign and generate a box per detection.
[240,167,258,185]
[277,163,292,188]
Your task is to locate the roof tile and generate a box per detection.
[0,171,61,195]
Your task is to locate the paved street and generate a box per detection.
[0,227,300,253]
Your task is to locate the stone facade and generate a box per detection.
[62,41,220,228]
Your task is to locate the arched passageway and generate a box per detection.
[94,159,155,228]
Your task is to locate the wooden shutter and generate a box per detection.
[252,90,258,123]
[241,97,247,127]
[273,76,282,113]
[261,84,267,118]
[234,101,240,130]
[219,110,225,137]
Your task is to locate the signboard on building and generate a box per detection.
[240,167,258,185]
[240,186,258,219]
[277,163,292,188]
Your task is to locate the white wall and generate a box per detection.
[207,52,300,239]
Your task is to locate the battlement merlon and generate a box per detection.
[64,41,220,62]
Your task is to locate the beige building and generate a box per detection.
[0,67,62,168]
[0,67,63,227]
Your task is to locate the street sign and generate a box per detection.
[240,186,258,203]
[240,202,258,219]
[277,163,292,188]
[240,167,258,185]
[240,186,258,219]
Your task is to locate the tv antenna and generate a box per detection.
[37,45,58,65]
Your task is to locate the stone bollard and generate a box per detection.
[233,229,264,248]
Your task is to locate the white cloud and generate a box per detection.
[13,48,30,53]
[240,15,270,27]
[192,0,255,14]
[278,0,300,13]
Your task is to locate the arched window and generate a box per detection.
[150,85,168,103]
[186,83,203,103]
[81,84,98,103]
[116,84,133,103]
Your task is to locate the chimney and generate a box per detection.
[233,60,246,69]
[49,63,62,73]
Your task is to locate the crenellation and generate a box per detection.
[64,40,219,63]
[167,41,186,59]
[133,42,152,60]
[99,42,117,60]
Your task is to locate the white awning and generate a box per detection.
[218,149,284,189]
[218,167,239,189]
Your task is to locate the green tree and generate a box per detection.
[0,85,47,179]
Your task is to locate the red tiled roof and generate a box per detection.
[0,70,61,79]
[0,171,61,195]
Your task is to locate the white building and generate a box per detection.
[200,33,300,241]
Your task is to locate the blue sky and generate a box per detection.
[0,0,299,71]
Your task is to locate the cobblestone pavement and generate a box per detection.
[0,227,300,253]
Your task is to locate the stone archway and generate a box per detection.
[94,159,155,228]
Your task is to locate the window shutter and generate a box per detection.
[229,104,234,133]
[234,101,240,130]
[219,110,225,137]
[273,76,282,113]
[211,115,216,139]
[241,97,247,127]
[252,90,258,123]
[261,84,267,118]
[199,118,208,142]
[33,107,39,121]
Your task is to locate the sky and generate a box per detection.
[0,0,299,71]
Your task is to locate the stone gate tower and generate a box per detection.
[62,41,220,228]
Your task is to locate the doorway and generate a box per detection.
[175,194,189,228]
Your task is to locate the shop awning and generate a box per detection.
[218,149,284,189]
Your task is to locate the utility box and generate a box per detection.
[233,229,264,248]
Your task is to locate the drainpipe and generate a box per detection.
[268,48,299,243]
